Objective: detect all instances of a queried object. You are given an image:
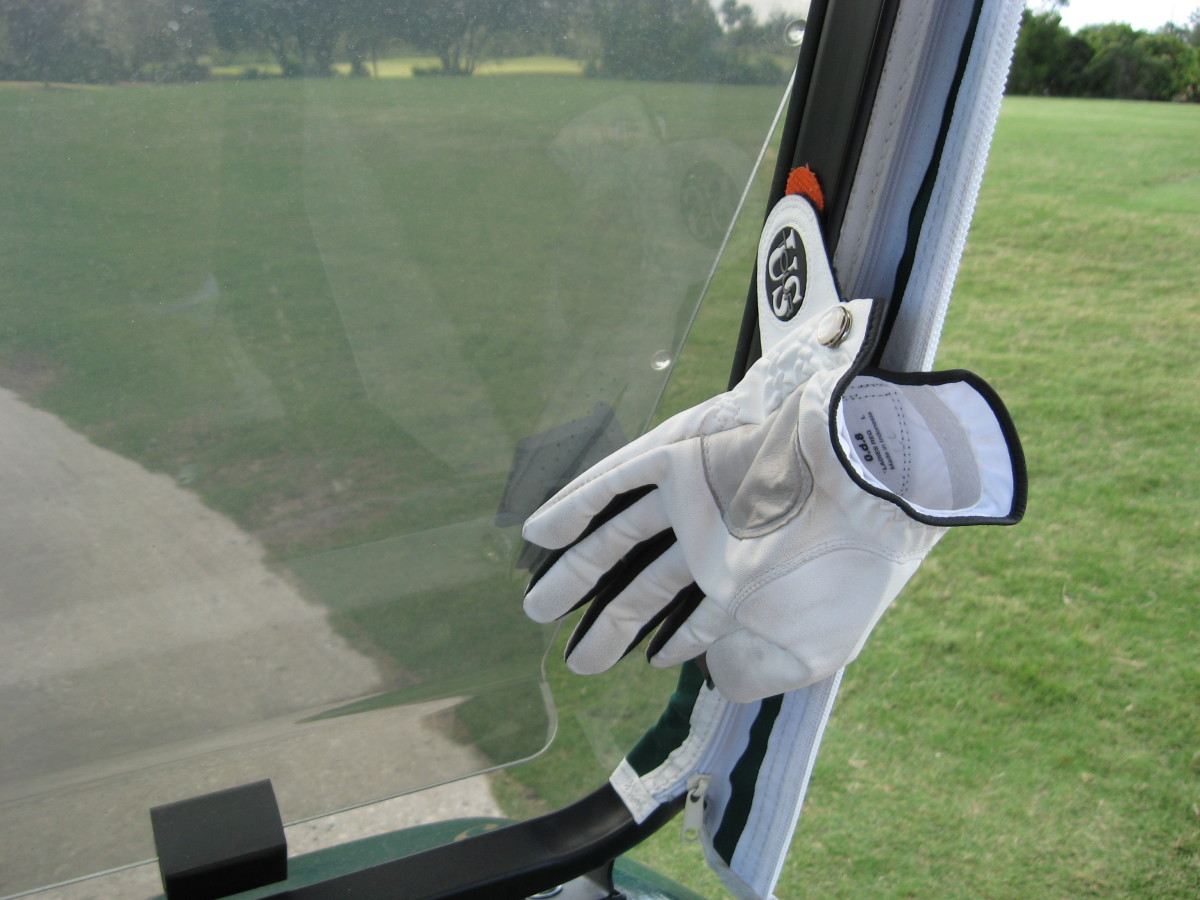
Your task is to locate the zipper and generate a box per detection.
[680,774,711,843]
[886,0,1024,372]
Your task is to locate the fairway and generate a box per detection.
[1,76,1197,898]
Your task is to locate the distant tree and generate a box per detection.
[340,0,399,76]
[1007,9,1092,96]
[205,0,350,76]
[1154,11,1200,100]
[404,0,534,75]
[757,11,802,51]
[88,0,212,81]
[0,0,77,84]
[199,0,568,78]
[1139,29,1199,100]
[586,0,785,82]
[1161,11,1200,48]
[1008,5,1200,102]
[587,0,719,80]
[0,0,124,83]
[719,0,756,47]
[1077,23,1194,100]
[717,1,797,53]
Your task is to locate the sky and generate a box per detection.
[1050,1,1195,31]
[739,1,1196,33]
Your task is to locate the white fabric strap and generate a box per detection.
[879,0,1024,372]
[608,668,841,900]
[703,673,842,900]
[610,680,736,824]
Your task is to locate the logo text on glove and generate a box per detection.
[766,226,807,321]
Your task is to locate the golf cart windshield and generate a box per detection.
[0,6,796,895]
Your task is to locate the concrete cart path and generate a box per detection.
[0,387,501,897]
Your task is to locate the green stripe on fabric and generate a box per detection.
[625,661,707,777]
[712,694,783,863]
[881,0,985,358]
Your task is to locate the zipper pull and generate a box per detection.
[681,774,711,843]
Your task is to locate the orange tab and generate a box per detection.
[785,167,825,213]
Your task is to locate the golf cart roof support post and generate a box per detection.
[729,0,899,389]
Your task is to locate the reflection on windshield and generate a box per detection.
[0,2,795,894]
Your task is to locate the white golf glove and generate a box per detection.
[523,194,1026,703]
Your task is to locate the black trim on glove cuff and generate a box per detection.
[828,361,1027,527]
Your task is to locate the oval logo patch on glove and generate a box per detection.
[756,191,842,353]
[766,225,808,321]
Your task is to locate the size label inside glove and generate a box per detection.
[841,377,979,513]
[841,382,912,497]
[848,410,901,483]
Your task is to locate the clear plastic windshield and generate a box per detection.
[0,4,795,895]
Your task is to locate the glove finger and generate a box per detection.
[646,596,739,668]
[564,541,693,675]
[523,488,671,624]
[636,581,704,659]
[704,630,819,703]
[522,443,674,550]
[526,485,654,590]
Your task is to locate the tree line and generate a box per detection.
[1008,6,1200,102]
[0,0,795,85]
